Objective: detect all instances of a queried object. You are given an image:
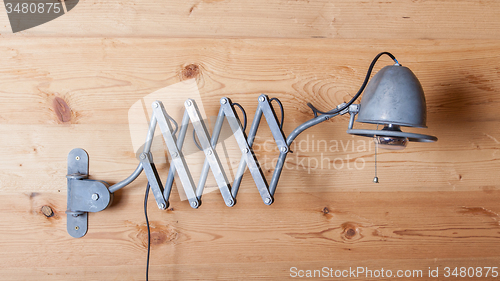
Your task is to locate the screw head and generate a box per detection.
[373,177,379,183]
[207,149,213,155]
[158,203,166,209]
[185,100,192,106]
[264,197,272,204]
[221,98,227,104]
[191,201,198,208]
[259,96,265,102]
[140,153,146,160]
[91,193,99,201]
[75,156,80,161]
[153,102,159,108]
[172,152,178,158]
[280,146,288,153]
[243,148,249,154]
[226,198,234,206]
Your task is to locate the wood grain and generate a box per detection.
[0,37,500,280]
[0,38,498,191]
[0,0,500,39]
[1,191,500,280]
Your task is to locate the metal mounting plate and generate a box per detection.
[66,148,111,238]
[67,211,88,238]
[66,148,89,238]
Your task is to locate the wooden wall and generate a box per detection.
[1,1,500,280]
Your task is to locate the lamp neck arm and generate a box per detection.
[267,111,339,195]
[286,102,360,146]
[285,112,339,147]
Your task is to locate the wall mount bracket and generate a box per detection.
[66,148,112,238]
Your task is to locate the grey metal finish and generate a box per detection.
[153,101,200,209]
[143,115,158,153]
[66,148,89,238]
[195,107,226,200]
[184,99,234,207]
[67,180,111,212]
[356,65,428,128]
[258,95,288,153]
[139,152,167,209]
[268,152,287,197]
[156,97,275,206]
[108,163,143,193]
[346,129,437,142]
[347,104,360,129]
[220,98,272,205]
[268,112,338,196]
[108,115,158,193]
[157,96,283,206]
[232,95,289,203]
[232,104,263,198]
[66,148,112,238]
[67,210,87,238]
[164,110,190,203]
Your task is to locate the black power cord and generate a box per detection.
[193,129,203,151]
[269,98,284,130]
[144,182,151,281]
[232,102,247,132]
[192,102,248,151]
[166,114,178,135]
[307,52,398,116]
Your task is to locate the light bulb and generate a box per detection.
[374,124,408,150]
[375,135,408,150]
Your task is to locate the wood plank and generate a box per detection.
[0,0,499,39]
[0,38,500,280]
[1,191,500,280]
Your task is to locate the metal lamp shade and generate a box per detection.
[356,65,427,128]
[347,65,437,143]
